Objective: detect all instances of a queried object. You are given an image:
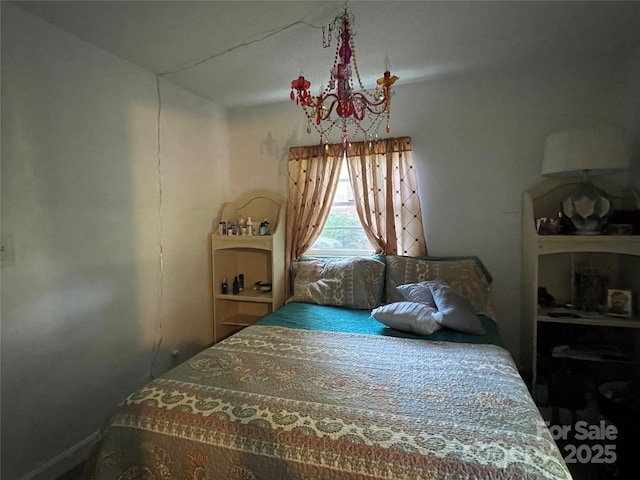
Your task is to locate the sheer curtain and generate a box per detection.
[346,137,427,256]
[285,144,343,292]
[286,137,427,290]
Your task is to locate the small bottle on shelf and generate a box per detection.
[259,219,269,235]
[246,217,253,236]
[232,276,240,295]
[221,278,228,294]
[238,273,244,292]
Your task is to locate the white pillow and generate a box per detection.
[371,302,443,335]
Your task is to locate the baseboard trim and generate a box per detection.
[20,430,101,480]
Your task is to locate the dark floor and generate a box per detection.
[537,404,633,480]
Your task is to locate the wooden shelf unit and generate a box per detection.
[521,178,640,402]
[211,191,285,343]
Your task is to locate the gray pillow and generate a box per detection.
[396,281,435,306]
[427,281,486,335]
[383,255,494,319]
[371,302,443,335]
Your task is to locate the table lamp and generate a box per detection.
[541,126,629,234]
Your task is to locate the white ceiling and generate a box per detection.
[12,0,640,109]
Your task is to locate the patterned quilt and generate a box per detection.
[86,326,571,480]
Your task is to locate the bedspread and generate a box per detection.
[88,326,571,480]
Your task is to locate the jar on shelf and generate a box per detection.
[259,219,269,236]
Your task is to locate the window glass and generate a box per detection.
[307,158,373,257]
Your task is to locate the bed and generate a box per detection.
[85,255,571,480]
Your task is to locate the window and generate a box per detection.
[307,158,373,257]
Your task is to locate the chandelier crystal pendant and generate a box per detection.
[290,5,398,147]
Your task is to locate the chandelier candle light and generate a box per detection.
[290,5,398,147]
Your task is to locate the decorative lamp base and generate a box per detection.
[561,179,612,234]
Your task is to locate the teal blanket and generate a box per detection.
[256,302,503,347]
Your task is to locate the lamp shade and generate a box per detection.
[541,126,629,176]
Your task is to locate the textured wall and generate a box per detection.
[1,5,229,479]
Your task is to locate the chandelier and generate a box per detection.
[290,5,398,147]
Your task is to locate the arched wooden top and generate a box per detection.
[217,190,285,231]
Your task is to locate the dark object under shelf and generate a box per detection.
[597,379,640,425]
[550,367,588,410]
[596,379,640,479]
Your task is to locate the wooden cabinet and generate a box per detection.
[211,190,286,343]
[521,178,640,405]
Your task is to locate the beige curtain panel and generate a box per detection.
[285,144,342,292]
[346,137,427,256]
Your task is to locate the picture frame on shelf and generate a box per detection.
[606,289,632,318]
